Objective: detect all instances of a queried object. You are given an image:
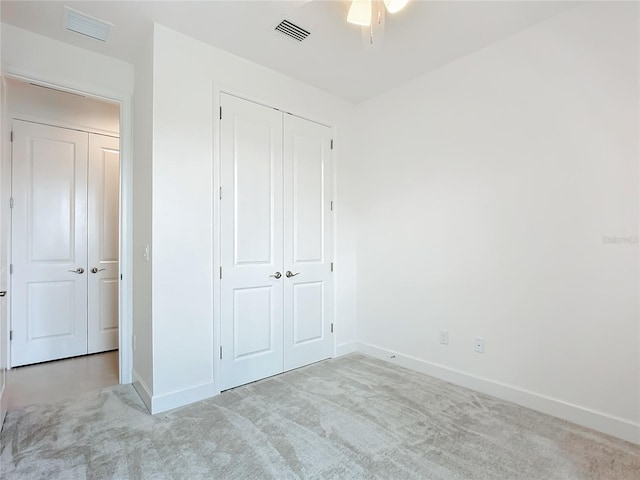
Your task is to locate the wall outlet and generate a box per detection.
[439,329,449,345]
[474,337,485,353]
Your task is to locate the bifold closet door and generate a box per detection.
[220,94,285,390]
[11,120,89,366]
[283,115,333,371]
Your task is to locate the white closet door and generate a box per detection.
[11,120,88,367]
[220,94,284,390]
[87,134,120,354]
[283,115,333,370]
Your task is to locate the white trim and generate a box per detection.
[356,341,640,445]
[118,94,133,385]
[330,127,338,360]
[10,114,118,138]
[132,369,152,413]
[212,81,222,397]
[2,69,133,385]
[335,341,358,357]
[150,382,216,414]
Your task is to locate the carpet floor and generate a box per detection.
[1,353,638,479]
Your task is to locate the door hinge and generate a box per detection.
[10,131,13,142]
[330,262,334,272]
[219,107,222,120]
[331,323,334,334]
[220,345,223,359]
[219,186,222,200]
[9,197,13,209]
[220,266,223,279]
[9,330,12,341]
[330,139,334,150]
[330,201,334,211]
[9,264,13,275]
[120,273,123,280]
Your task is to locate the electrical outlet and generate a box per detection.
[439,329,449,345]
[474,337,485,353]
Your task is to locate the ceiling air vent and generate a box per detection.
[64,6,112,42]
[275,19,310,42]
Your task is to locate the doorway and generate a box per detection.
[6,78,121,368]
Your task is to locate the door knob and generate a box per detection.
[269,272,282,279]
[68,268,85,274]
[0,291,6,297]
[91,267,106,274]
[285,271,300,278]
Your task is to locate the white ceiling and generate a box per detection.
[1,1,576,103]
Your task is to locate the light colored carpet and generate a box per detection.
[1,354,638,479]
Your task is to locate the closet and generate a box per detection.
[11,120,120,366]
[219,93,333,390]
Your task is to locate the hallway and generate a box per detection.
[5,351,118,409]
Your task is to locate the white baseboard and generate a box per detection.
[132,370,152,413]
[132,370,217,415]
[356,341,640,445]
[335,341,358,357]
[150,381,216,414]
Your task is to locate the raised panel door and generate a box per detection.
[87,133,119,354]
[11,120,89,366]
[220,94,284,390]
[283,115,333,370]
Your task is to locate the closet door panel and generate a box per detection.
[87,133,120,354]
[11,120,89,366]
[220,94,284,390]
[283,115,333,371]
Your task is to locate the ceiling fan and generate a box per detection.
[347,0,410,45]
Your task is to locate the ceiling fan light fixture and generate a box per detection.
[347,0,372,27]
[383,0,409,14]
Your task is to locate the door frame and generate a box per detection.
[2,71,133,384]
[212,84,337,394]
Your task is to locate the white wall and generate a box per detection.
[131,25,154,408]
[0,24,135,392]
[1,24,133,98]
[149,24,358,411]
[351,2,639,443]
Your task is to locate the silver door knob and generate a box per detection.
[285,271,300,278]
[269,272,282,279]
[91,267,106,274]
[68,268,85,274]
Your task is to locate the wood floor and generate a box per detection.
[5,351,119,410]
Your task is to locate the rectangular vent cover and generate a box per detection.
[275,20,310,42]
[65,6,112,42]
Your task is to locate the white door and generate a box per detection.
[11,120,89,366]
[220,94,284,390]
[283,115,333,370]
[87,134,119,353]
[220,94,334,390]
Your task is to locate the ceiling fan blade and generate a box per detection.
[383,0,409,14]
[348,0,373,26]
